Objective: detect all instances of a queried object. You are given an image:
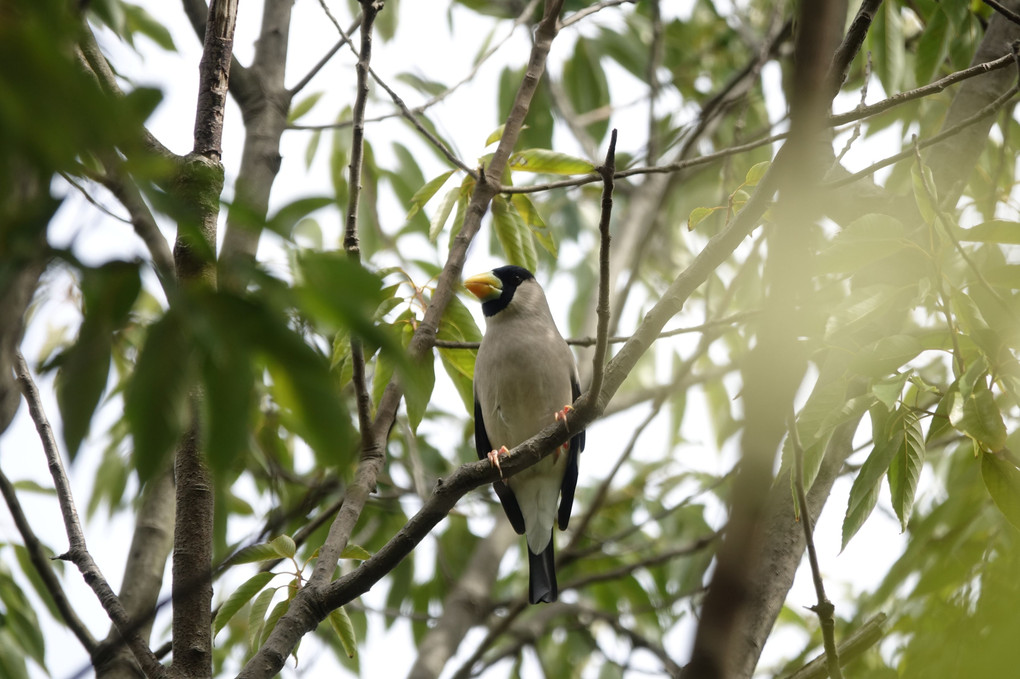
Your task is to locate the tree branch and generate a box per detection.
[0,468,98,654]
[789,411,843,679]
[307,0,383,592]
[12,352,167,679]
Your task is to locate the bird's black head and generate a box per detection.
[464,265,535,317]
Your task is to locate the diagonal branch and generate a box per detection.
[0,468,98,654]
[12,352,167,679]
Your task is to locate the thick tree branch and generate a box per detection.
[171,3,239,679]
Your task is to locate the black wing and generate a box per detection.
[558,375,584,530]
[475,396,526,534]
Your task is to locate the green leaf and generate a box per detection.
[869,0,905,95]
[508,149,595,175]
[228,542,284,565]
[0,634,29,679]
[428,187,459,242]
[842,409,907,549]
[872,372,909,410]
[485,124,506,147]
[13,544,61,622]
[850,335,923,378]
[887,410,925,531]
[122,3,176,50]
[288,91,324,124]
[248,587,276,651]
[0,573,46,669]
[948,380,1007,451]
[305,128,322,170]
[270,534,297,559]
[340,544,372,560]
[510,193,546,228]
[915,5,950,85]
[981,453,1020,532]
[57,261,141,458]
[403,352,435,434]
[744,161,770,186]
[406,170,455,220]
[261,598,291,647]
[687,206,718,231]
[954,220,1020,244]
[328,607,358,658]
[490,195,528,269]
[214,571,276,636]
[126,309,193,483]
[266,196,334,239]
[563,36,610,142]
[817,213,909,273]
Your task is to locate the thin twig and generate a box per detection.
[579,129,616,415]
[825,83,1020,189]
[788,409,843,679]
[318,1,477,174]
[13,352,167,679]
[559,0,636,28]
[784,613,888,679]
[288,15,363,96]
[983,0,1020,26]
[433,310,757,349]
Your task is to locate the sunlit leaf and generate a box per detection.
[428,187,459,242]
[954,220,1020,244]
[406,170,455,220]
[340,544,372,560]
[214,572,276,636]
[981,452,1020,532]
[843,408,907,549]
[688,206,718,231]
[288,91,324,124]
[508,149,595,175]
[329,607,358,658]
[888,410,925,531]
[744,160,770,186]
[248,587,275,651]
[948,380,1007,451]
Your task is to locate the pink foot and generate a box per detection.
[487,445,510,479]
[554,405,574,430]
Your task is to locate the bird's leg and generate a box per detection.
[487,445,511,479]
[554,404,574,432]
[553,405,575,461]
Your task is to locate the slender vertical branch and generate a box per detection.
[788,411,843,679]
[308,0,382,591]
[578,128,616,415]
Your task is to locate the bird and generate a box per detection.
[464,265,585,604]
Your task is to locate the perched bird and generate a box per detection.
[464,265,585,604]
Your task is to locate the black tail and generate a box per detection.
[527,534,557,604]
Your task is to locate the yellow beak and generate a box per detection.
[464,271,502,301]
